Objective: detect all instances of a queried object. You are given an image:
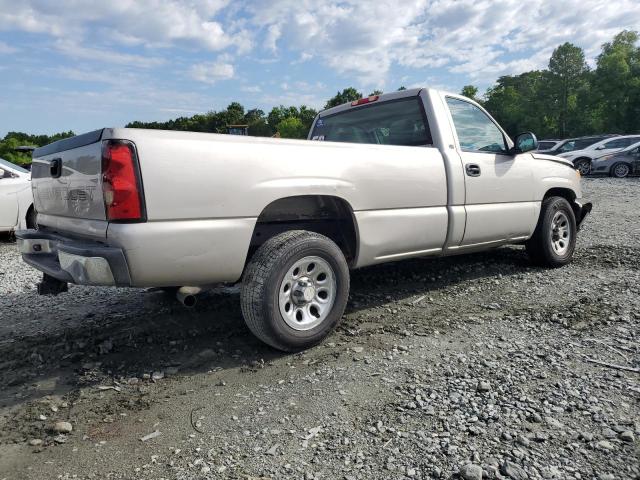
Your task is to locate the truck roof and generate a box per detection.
[318,87,444,117]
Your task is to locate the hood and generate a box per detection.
[531,153,575,167]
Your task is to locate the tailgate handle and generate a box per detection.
[49,158,62,178]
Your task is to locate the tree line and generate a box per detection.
[2,30,637,166]
[473,30,640,139]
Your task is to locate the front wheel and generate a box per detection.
[611,163,630,178]
[526,196,577,267]
[240,230,350,352]
[574,159,591,176]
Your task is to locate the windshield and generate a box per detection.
[0,157,29,174]
[623,141,640,152]
[537,141,557,150]
[311,98,432,147]
[556,141,574,153]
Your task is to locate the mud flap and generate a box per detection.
[37,273,68,295]
[575,201,593,231]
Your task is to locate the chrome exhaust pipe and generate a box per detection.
[176,286,202,308]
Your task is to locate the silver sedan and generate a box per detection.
[590,142,640,178]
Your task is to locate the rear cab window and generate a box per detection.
[311,97,433,147]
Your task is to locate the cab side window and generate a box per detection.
[446,97,507,153]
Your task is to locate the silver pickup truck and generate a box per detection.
[17,88,591,351]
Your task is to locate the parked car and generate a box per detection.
[536,139,562,152]
[0,158,36,233]
[590,141,640,177]
[543,135,617,157]
[16,88,591,351]
[559,135,640,175]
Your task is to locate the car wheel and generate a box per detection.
[240,230,350,352]
[610,163,630,178]
[526,196,577,268]
[574,159,591,176]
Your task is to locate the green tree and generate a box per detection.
[548,42,589,137]
[593,30,640,133]
[0,131,74,165]
[369,89,383,96]
[277,117,307,139]
[247,119,273,137]
[460,85,479,101]
[297,105,318,132]
[324,87,363,109]
[268,106,299,129]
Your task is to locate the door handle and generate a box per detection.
[49,158,62,178]
[465,163,481,177]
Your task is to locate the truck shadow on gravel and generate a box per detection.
[0,244,598,410]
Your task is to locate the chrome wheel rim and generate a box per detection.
[278,256,336,331]
[551,211,571,255]
[614,164,629,177]
[577,162,590,175]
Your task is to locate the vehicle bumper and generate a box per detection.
[15,230,131,287]
[574,199,592,230]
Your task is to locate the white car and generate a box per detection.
[559,135,640,175]
[0,158,36,232]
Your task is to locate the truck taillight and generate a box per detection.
[102,140,145,222]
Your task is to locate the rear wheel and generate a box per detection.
[526,196,577,267]
[574,159,591,176]
[240,230,349,352]
[611,162,630,178]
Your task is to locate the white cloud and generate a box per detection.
[190,60,235,84]
[0,0,638,89]
[0,0,247,52]
[246,0,640,85]
[54,40,165,68]
[0,41,17,54]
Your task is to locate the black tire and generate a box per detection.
[240,230,350,352]
[574,159,591,176]
[526,196,577,267]
[610,162,630,178]
[26,206,37,230]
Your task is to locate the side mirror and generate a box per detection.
[595,145,605,150]
[513,132,538,154]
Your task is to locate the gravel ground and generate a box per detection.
[0,177,638,480]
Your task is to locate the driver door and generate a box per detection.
[445,96,537,246]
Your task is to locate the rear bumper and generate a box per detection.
[15,230,131,287]
[574,199,592,230]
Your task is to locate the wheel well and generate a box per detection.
[25,204,35,228]
[543,188,578,218]
[246,195,358,267]
[574,157,591,163]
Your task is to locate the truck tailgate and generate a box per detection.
[31,129,107,236]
